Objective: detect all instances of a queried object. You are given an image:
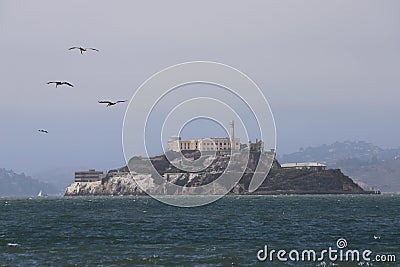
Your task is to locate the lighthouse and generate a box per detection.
[230,120,235,150]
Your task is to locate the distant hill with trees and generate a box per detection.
[0,168,58,196]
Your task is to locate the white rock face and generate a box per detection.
[64,172,230,196]
[65,173,152,196]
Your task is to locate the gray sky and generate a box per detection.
[1,1,399,175]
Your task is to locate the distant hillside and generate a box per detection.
[335,158,400,192]
[33,166,91,193]
[278,141,400,192]
[278,141,400,164]
[0,168,58,196]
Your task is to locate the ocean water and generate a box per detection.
[0,195,399,266]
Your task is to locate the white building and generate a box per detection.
[167,120,240,152]
[280,162,327,171]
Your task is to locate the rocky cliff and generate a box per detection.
[65,151,371,196]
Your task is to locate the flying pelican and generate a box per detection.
[38,129,48,134]
[47,81,74,87]
[98,100,128,107]
[69,46,99,54]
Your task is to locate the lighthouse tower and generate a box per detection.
[229,120,235,150]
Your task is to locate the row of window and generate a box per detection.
[179,142,239,146]
[201,142,239,146]
[179,143,240,149]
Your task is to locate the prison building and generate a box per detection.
[74,169,105,182]
[167,120,241,152]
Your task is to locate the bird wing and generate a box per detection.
[88,48,99,51]
[98,101,113,105]
[69,47,80,50]
[116,100,127,103]
[63,82,74,87]
[47,81,56,84]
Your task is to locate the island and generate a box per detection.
[65,121,380,196]
[65,150,379,196]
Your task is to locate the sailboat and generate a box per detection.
[37,190,43,197]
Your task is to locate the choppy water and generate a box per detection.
[0,195,399,266]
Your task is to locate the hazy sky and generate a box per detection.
[1,1,399,175]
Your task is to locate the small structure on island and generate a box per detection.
[74,169,105,182]
[280,162,327,171]
[247,139,264,153]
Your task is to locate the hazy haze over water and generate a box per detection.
[1,1,399,174]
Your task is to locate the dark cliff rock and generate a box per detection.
[65,151,371,196]
[243,168,366,194]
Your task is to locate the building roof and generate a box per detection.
[281,162,327,168]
